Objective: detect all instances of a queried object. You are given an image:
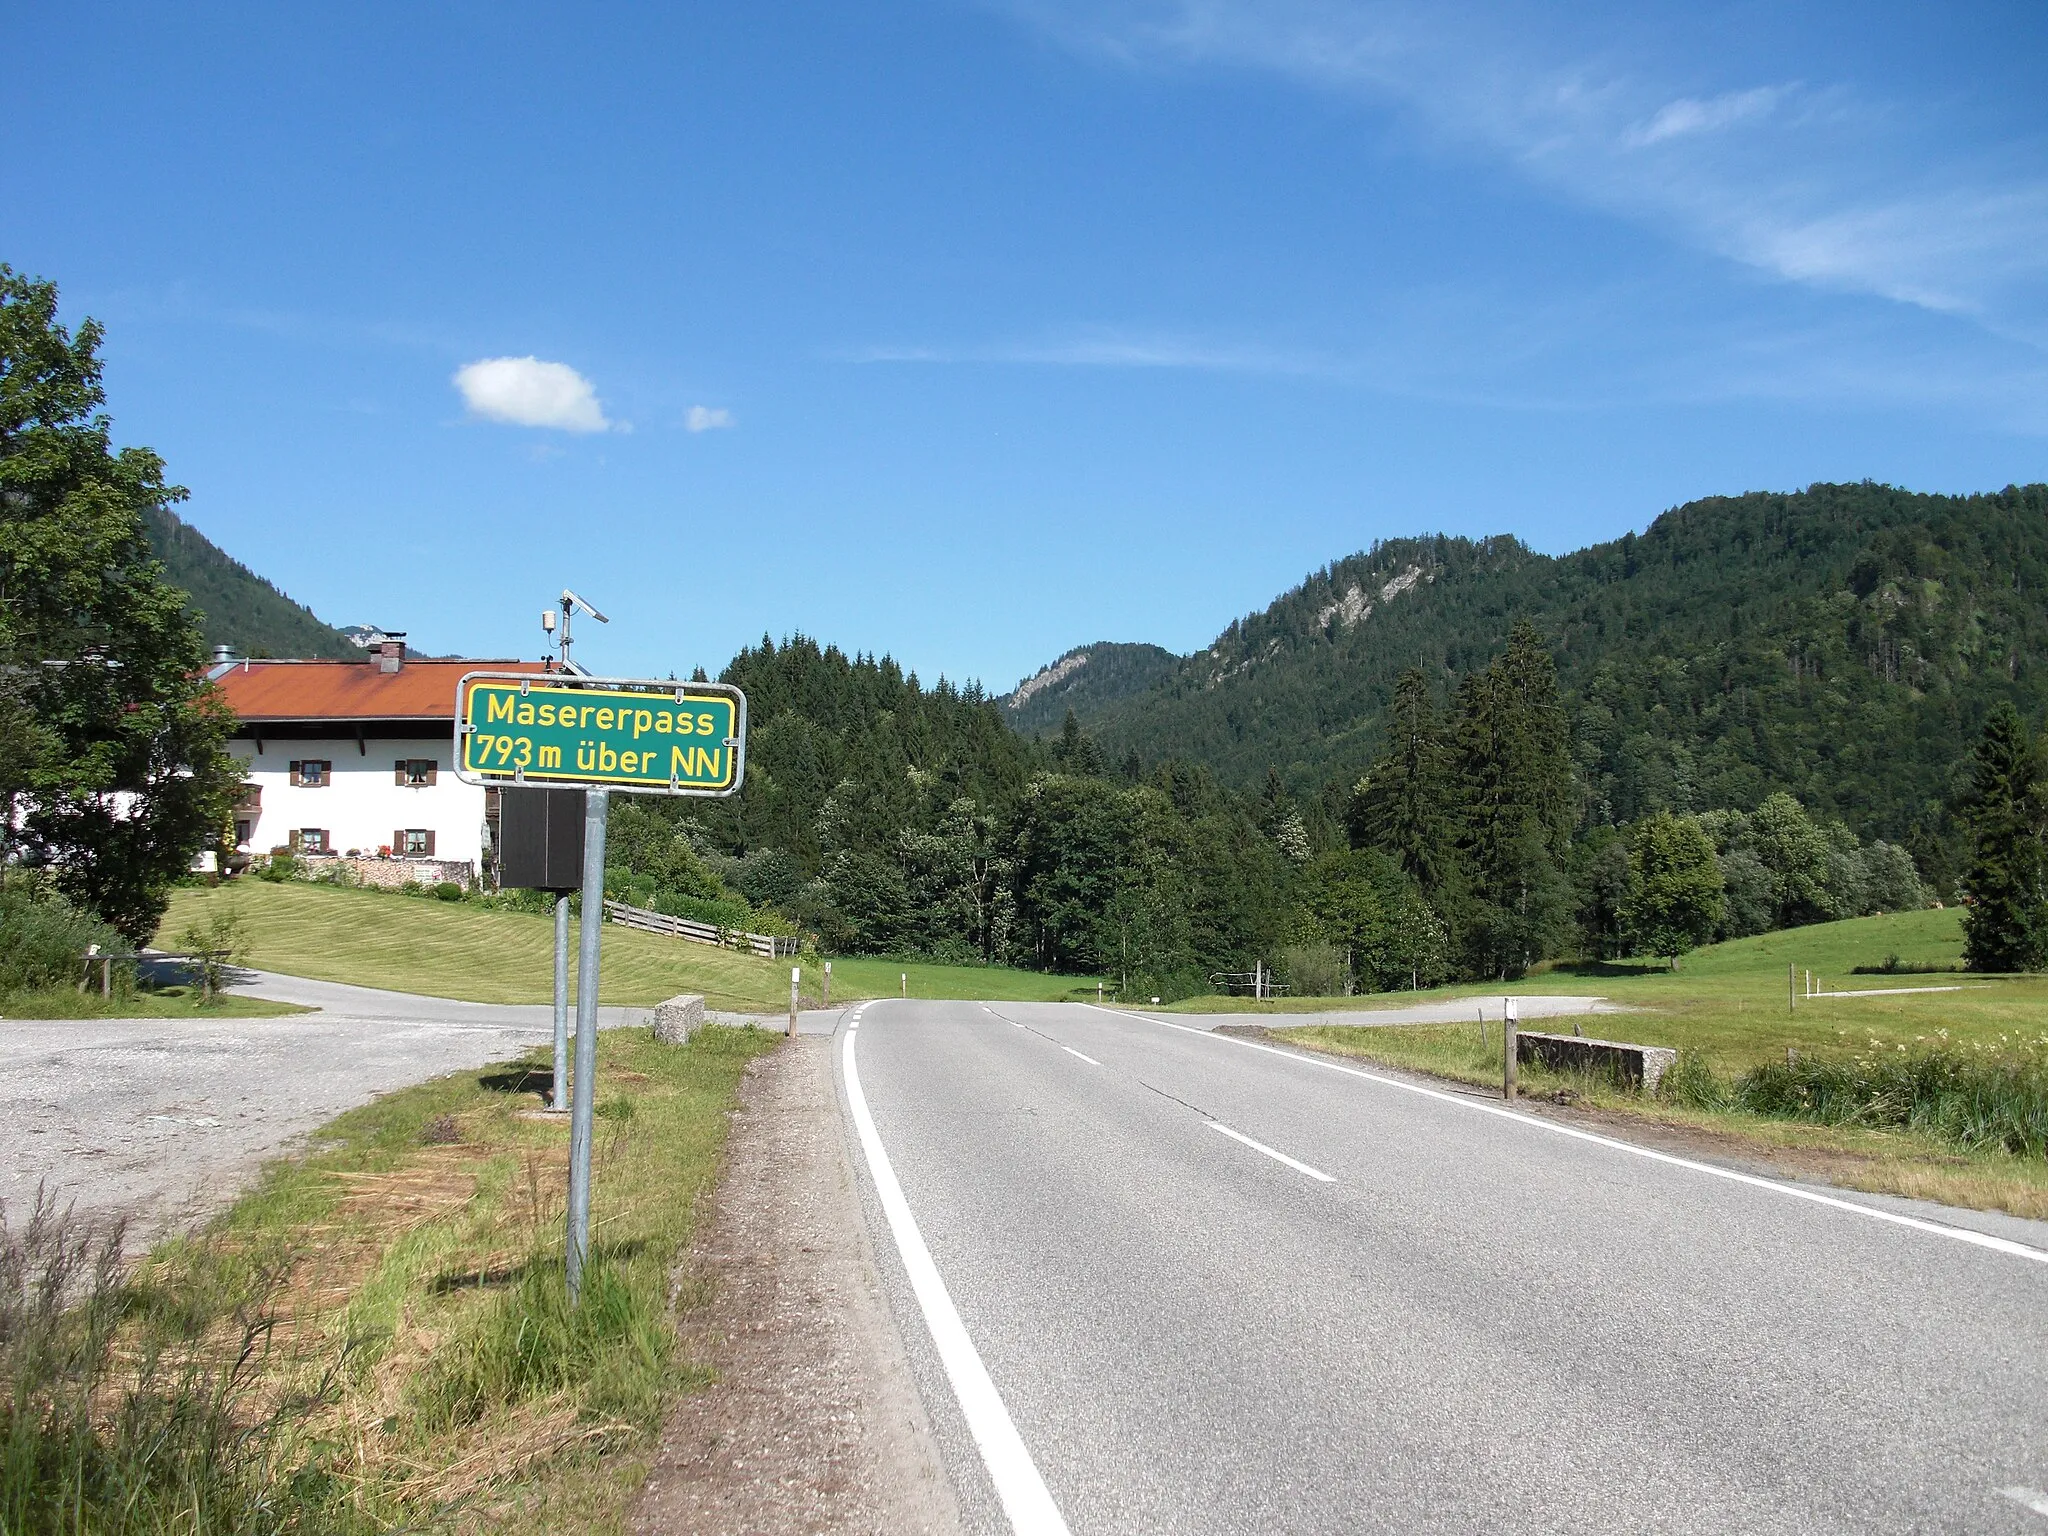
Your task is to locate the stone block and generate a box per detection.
[1516,1030,1677,1093]
[653,993,706,1045]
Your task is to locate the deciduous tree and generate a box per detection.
[1,268,238,941]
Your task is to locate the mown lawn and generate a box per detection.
[1169,908,2043,1071]
[157,880,1094,1009]
[0,983,311,1020]
[1189,908,2048,1220]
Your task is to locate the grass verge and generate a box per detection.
[0,985,312,1020]
[157,880,1096,1008]
[1275,1020,2048,1221]
[2,1023,777,1533]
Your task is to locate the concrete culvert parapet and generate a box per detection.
[653,993,707,1044]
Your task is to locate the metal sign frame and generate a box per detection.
[451,670,748,797]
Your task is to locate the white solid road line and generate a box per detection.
[841,1005,1071,1536]
[1207,1121,1336,1182]
[1062,1046,1100,1066]
[1080,1004,2048,1268]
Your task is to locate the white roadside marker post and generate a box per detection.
[551,894,571,1110]
[823,960,831,1008]
[1502,997,1519,1101]
[900,972,906,998]
[789,966,799,1038]
[566,787,610,1307]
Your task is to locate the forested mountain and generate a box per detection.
[1008,483,2048,883]
[143,506,359,658]
[1004,641,1180,736]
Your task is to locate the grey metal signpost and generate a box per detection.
[455,668,747,1307]
[566,787,609,1300]
[553,896,571,1110]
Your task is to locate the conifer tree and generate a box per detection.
[1350,667,1449,888]
[1450,623,1576,975]
[1960,702,2048,972]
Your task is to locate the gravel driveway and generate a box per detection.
[0,971,657,1241]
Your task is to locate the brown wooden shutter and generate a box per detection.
[395,760,407,786]
[394,829,405,854]
[425,761,438,786]
[289,829,302,852]
[424,830,436,855]
[290,760,301,784]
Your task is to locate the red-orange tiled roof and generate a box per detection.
[211,660,552,722]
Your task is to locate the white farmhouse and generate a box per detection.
[211,640,550,881]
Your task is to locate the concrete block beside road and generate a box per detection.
[653,993,707,1044]
[1516,1030,1677,1093]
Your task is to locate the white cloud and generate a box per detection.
[1005,2,2048,336]
[1627,86,1785,147]
[685,404,734,432]
[453,356,610,432]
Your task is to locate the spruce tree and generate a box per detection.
[1451,623,1576,976]
[1350,667,1449,888]
[1960,702,2048,972]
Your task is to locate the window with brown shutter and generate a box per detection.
[402,829,433,856]
[293,760,330,788]
[401,759,437,787]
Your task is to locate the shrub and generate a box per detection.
[256,852,300,882]
[1279,941,1350,998]
[0,882,122,993]
[177,904,247,997]
[433,882,465,902]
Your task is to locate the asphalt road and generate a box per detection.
[844,999,2048,1535]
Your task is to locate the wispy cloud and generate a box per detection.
[1625,85,1786,147]
[1000,1,2048,337]
[452,356,611,432]
[685,404,734,431]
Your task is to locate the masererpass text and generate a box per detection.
[461,681,739,791]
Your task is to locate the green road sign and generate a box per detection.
[454,672,746,796]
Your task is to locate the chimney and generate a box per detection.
[213,643,239,664]
[377,635,407,673]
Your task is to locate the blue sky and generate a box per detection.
[6,1,2045,690]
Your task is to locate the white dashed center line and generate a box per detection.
[1062,1046,1100,1066]
[1207,1121,1335,1183]
[2002,1486,2048,1519]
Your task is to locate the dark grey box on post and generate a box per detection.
[498,787,587,891]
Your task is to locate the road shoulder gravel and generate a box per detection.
[632,1033,961,1536]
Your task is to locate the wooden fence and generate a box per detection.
[601,899,801,959]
